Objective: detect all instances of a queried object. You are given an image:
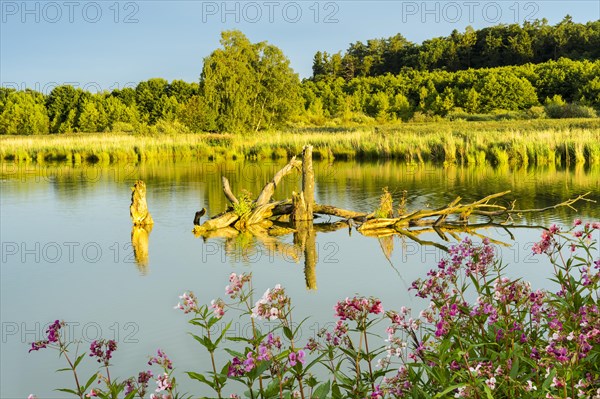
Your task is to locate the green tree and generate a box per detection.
[46,85,86,133]
[201,30,300,132]
[0,90,49,135]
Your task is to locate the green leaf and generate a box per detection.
[313,381,331,399]
[55,388,78,396]
[186,372,214,388]
[83,373,98,391]
[264,377,281,398]
[215,321,232,347]
[432,384,465,398]
[73,353,86,369]
[331,381,342,399]
[483,385,494,399]
[283,326,293,340]
[190,333,216,352]
[224,348,245,359]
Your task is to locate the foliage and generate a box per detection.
[311,17,600,79]
[30,220,600,398]
[0,90,48,134]
[233,189,255,217]
[200,30,301,133]
[2,24,600,135]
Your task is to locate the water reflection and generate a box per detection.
[131,224,152,272]
[1,159,598,398]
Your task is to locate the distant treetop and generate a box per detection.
[312,17,600,80]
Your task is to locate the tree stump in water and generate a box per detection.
[130,180,154,226]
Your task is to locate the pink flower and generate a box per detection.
[28,395,37,399]
[211,299,225,318]
[225,273,251,298]
[155,373,172,392]
[86,389,98,398]
[175,292,199,314]
[297,350,306,364]
[289,351,298,366]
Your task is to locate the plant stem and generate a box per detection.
[363,329,375,391]
[356,327,363,392]
[62,348,84,399]
[206,326,222,399]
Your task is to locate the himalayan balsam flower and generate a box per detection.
[225,273,251,298]
[251,284,290,320]
[524,380,537,392]
[148,349,173,370]
[210,299,225,318]
[89,339,117,366]
[174,291,199,314]
[155,373,172,392]
[28,395,37,399]
[28,320,64,353]
[288,350,306,367]
[334,296,383,321]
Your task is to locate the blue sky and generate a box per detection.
[1,1,599,93]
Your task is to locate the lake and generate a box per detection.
[1,159,599,398]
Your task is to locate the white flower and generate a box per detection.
[485,377,496,390]
[525,380,537,392]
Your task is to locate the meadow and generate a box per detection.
[1,119,599,167]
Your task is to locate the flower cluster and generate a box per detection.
[124,370,154,397]
[371,366,412,398]
[532,224,560,254]
[174,291,200,314]
[148,349,173,370]
[227,354,254,377]
[155,373,172,392]
[89,339,117,366]
[28,320,63,353]
[251,284,290,320]
[210,298,225,319]
[334,296,383,322]
[225,272,251,298]
[412,238,495,301]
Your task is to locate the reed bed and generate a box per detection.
[1,119,599,166]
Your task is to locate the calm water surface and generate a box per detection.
[1,160,599,397]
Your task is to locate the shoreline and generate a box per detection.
[1,119,599,166]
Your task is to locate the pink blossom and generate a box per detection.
[174,292,199,314]
[155,373,172,392]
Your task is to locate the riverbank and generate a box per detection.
[1,119,599,166]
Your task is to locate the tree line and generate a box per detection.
[312,17,600,80]
[1,25,599,135]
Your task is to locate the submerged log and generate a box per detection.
[193,211,239,233]
[130,180,154,226]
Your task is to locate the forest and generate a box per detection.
[1,18,599,136]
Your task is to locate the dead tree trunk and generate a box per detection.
[292,145,316,222]
[130,180,154,226]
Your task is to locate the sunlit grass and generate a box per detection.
[1,119,599,166]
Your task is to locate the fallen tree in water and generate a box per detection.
[193,145,592,236]
[191,145,593,289]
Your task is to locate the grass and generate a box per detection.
[1,118,599,166]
